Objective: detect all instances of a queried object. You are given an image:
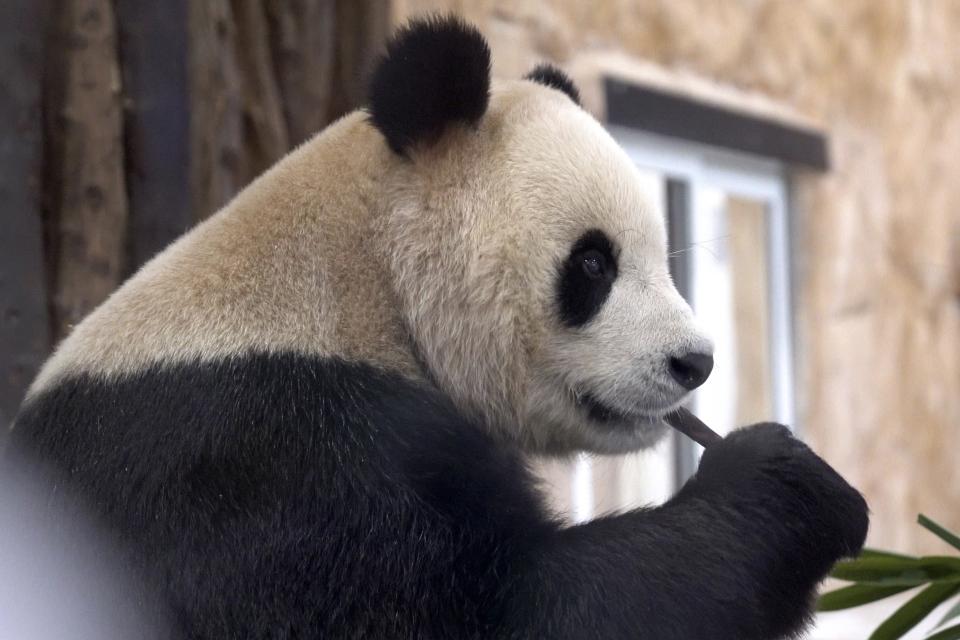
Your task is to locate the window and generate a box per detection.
[544,77,827,522]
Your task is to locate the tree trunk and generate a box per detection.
[0,0,50,429]
[45,0,129,340]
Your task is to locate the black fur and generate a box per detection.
[557,229,619,327]
[369,15,491,155]
[9,353,867,639]
[525,63,581,105]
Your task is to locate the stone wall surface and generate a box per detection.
[394,0,960,553]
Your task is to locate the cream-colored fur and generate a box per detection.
[30,113,419,394]
[28,80,711,455]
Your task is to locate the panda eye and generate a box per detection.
[556,230,619,327]
[580,250,607,279]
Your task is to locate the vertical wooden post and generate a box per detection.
[115,0,191,271]
[0,1,50,427]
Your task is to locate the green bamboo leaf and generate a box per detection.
[869,582,960,640]
[831,557,960,586]
[919,515,960,553]
[861,548,919,561]
[925,623,960,640]
[818,584,915,612]
[936,600,960,629]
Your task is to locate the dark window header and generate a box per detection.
[605,77,829,171]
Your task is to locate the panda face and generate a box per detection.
[381,79,712,454]
[510,98,714,453]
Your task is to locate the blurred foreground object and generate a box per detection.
[0,456,165,639]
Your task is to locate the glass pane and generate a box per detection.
[728,196,774,424]
[689,189,774,435]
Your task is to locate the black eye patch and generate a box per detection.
[556,230,618,327]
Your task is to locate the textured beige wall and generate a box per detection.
[393,0,960,553]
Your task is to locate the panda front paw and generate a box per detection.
[696,422,869,572]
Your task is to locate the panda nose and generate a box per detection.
[668,352,714,390]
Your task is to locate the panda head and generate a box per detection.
[371,16,714,455]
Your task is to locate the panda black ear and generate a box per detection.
[369,15,491,155]
[525,63,581,105]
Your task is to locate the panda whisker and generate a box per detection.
[667,235,730,261]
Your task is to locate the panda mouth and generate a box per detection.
[578,392,631,423]
[575,391,661,426]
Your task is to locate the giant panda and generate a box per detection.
[9,15,868,640]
